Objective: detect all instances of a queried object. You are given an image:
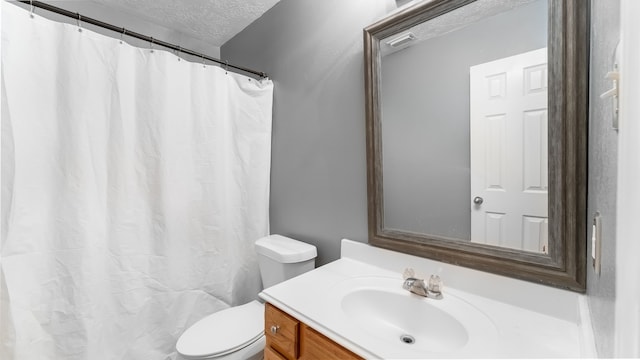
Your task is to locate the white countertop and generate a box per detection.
[259,240,595,359]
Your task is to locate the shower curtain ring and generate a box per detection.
[202,55,206,68]
[120,28,126,44]
[149,37,154,53]
[77,14,82,32]
[225,60,229,75]
[29,0,34,18]
[177,46,181,61]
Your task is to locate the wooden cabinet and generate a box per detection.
[265,303,299,360]
[299,324,362,360]
[264,303,362,360]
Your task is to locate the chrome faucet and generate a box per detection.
[402,269,443,299]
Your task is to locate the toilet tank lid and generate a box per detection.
[255,235,317,263]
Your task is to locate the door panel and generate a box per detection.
[470,48,548,253]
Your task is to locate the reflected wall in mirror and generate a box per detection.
[381,0,548,253]
[364,0,588,291]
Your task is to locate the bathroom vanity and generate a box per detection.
[260,240,596,359]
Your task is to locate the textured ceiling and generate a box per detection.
[87,0,281,46]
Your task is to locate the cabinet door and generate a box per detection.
[299,324,362,360]
[265,303,299,360]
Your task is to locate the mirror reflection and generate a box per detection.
[380,0,548,253]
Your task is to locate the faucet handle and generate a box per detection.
[428,275,443,294]
[403,268,415,280]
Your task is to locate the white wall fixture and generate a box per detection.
[591,212,601,275]
[599,44,620,130]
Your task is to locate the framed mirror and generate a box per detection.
[364,0,588,291]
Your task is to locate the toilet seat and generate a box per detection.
[176,300,265,359]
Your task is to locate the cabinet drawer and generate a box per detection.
[300,324,363,360]
[264,346,287,360]
[265,303,299,360]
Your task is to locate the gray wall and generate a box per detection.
[225,15,622,360]
[222,0,397,265]
[381,0,547,239]
[587,0,620,357]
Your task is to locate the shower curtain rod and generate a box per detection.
[18,0,268,79]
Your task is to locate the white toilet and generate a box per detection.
[176,235,317,360]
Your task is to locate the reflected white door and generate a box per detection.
[469,48,548,253]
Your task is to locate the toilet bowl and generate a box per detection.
[176,235,317,360]
[176,301,265,360]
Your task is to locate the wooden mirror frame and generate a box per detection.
[364,0,588,292]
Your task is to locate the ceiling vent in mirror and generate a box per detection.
[386,32,416,47]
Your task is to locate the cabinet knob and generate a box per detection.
[270,325,280,334]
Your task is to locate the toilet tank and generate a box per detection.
[255,235,317,289]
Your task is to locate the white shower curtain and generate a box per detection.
[0,3,273,360]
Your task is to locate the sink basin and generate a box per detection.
[331,277,498,357]
[342,287,468,352]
